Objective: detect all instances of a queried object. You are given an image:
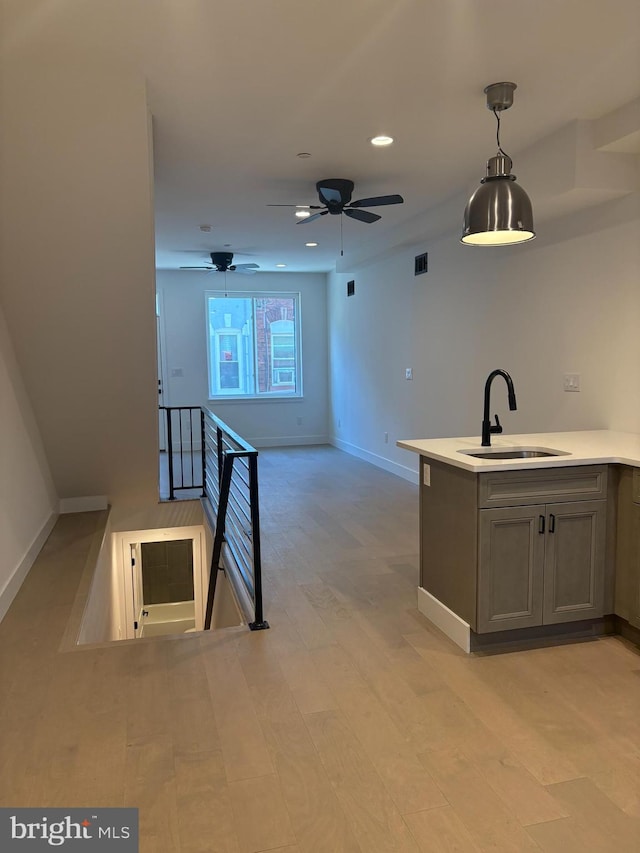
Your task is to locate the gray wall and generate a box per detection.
[0,58,158,506]
[0,304,58,619]
[328,194,640,480]
[157,270,329,446]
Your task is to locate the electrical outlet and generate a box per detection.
[384,432,389,443]
[405,368,413,380]
[563,373,581,392]
[423,463,431,486]
[296,416,303,425]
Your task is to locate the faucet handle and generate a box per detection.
[491,414,503,435]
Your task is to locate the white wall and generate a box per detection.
[0,57,158,506]
[0,304,58,621]
[328,194,640,481]
[157,270,329,446]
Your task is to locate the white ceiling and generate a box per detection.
[3,0,640,273]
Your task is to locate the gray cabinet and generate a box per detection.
[478,506,545,632]
[420,459,610,636]
[629,503,640,629]
[478,500,606,632]
[615,467,640,629]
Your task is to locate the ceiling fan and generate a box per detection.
[180,251,259,274]
[269,178,404,224]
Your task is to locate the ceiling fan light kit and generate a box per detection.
[461,82,535,247]
[294,178,404,225]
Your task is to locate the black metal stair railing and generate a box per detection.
[201,408,268,631]
[160,406,206,500]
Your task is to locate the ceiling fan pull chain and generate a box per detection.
[340,215,344,257]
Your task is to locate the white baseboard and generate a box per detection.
[59,495,109,514]
[330,437,419,484]
[0,510,58,623]
[250,434,329,448]
[417,586,471,653]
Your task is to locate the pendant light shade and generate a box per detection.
[461,83,535,247]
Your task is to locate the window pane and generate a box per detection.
[207,293,300,398]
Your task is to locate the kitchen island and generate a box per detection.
[398,430,640,652]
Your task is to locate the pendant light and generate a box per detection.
[461,82,535,246]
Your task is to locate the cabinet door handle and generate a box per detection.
[549,513,556,533]
[538,514,545,534]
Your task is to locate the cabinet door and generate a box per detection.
[543,500,606,624]
[478,506,545,633]
[629,503,640,629]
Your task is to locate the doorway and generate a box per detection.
[120,526,207,640]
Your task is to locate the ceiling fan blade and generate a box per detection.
[234,266,258,275]
[344,208,381,224]
[231,263,260,270]
[349,194,404,208]
[297,210,328,224]
[180,266,213,269]
[267,204,324,208]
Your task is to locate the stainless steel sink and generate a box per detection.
[459,446,569,460]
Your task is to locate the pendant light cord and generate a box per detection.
[493,107,510,159]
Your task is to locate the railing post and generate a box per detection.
[200,409,206,497]
[166,408,175,500]
[216,426,223,489]
[248,453,269,631]
[204,454,234,630]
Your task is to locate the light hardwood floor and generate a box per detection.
[1,445,639,852]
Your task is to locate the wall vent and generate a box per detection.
[347,280,355,297]
[414,252,428,276]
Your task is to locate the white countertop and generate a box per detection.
[397,430,640,473]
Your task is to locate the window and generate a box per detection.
[206,293,301,399]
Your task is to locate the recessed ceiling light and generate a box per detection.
[305,242,318,247]
[199,224,212,232]
[297,152,312,158]
[295,210,311,219]
[276,263,287,268]
[370,135,394,147]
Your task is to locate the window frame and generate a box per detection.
[205,291,303,401]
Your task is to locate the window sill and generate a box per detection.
[207,396,305,405]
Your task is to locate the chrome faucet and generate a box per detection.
[482,369,517,446]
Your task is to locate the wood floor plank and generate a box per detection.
[124,734,181,853]
[260,713,362,853]
[174,751,240,853]
[403,805,483,852]
[405,634,583,785]
[311,642,447,814]
[201,638,274,783]
[304,709,420,852]
[470,753,569,827]
[541,777,640,849]
[228,773,296,853]
[418,747,543,852]
[276,648,338,715]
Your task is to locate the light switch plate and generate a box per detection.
[563,373,580,392]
